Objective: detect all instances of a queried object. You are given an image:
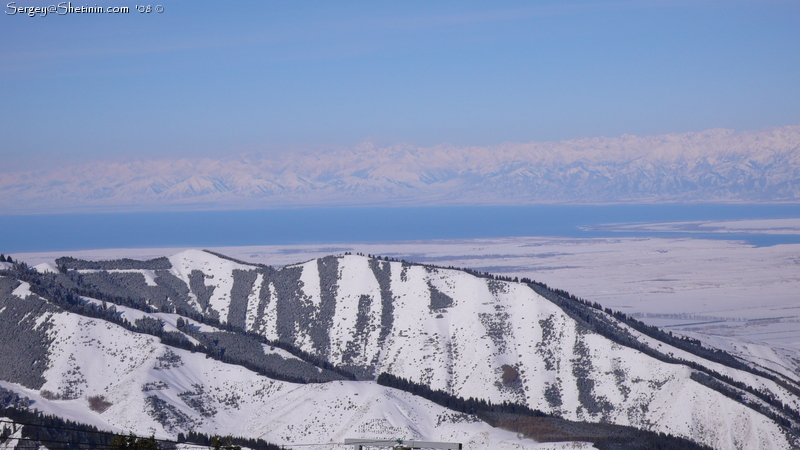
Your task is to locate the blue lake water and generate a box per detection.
[1,204,799,253]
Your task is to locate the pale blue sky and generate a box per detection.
[2,0,798,169]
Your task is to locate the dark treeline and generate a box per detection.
[178,431,282,450]
[496,416,714,450]
[377,372,547,417]
[201,250,272,269]
[56,256,173,271]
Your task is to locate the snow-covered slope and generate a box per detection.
[0,282,592,450]
[1,250,799,449]
[145,251,797,449]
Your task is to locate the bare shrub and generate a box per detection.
[40,390,59,400]
[501,364,519,384]
[87,395,112,413]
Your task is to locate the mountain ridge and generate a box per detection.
[1,250,798,449]
[2,125,799,213]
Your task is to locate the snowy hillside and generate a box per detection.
[1,125,799,213]
[1,250,799,449]
[0,275,588,449]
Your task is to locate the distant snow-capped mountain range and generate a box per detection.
[2,126,799,213]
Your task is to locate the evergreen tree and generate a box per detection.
[211,435,241,450]
[111,433,160,450]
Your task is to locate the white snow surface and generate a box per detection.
[11,281,32,300]
[2,304,594,450]
[25,250,789,449]
[8,243,800,449]
[586,217,800,235]
[33,262,58,274]
[705,218,800,233]
[167,249,255,321]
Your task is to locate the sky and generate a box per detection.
[2,0,799,170]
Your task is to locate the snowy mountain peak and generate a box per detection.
[2,125,799,213]
[0,250,798,449]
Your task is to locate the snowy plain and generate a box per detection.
[585,218,800,235]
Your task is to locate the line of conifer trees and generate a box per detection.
[376,372,547,417]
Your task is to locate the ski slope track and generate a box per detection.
[0,250,799,449]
